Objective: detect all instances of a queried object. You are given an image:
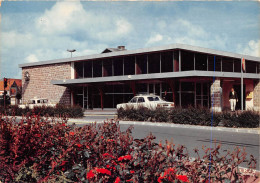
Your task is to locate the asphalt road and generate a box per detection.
[79,115,260,170]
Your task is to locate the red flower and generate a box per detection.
[114,177,120,183]
[69,132,75,136]
[130,170,135,174]
[158,176,163,183]
[34,134,41,137]
[126,179,133,182]
[76,144,82,148]
[107,139,114,142]
[176,175,189,182]
[103,153,115,159]
[86,170,95,179]
[101,135,104,139]
[95,168,111,176]
[118,155,132,161]
[60,161,68,166]
[61,123,66,126]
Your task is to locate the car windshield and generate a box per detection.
[29,100,36,104]
[147,96,164,102]
[129,97,137,103]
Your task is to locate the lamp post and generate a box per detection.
[67,49,76,58]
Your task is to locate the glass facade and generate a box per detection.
[74,50,259,80]
[72,49,259,109]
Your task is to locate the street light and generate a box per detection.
[67,49,76,58]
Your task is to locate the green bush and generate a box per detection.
[0,104,83,118]
[117,107,259,128]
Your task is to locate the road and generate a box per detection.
[78,115,260,170]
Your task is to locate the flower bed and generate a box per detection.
[117,107,260,128]
[0,104,83,118]
[0,116,258,182]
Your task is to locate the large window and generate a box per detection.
[148,53,160,73]
[181,50,194,71]
[136,54,147,74]
[103,59,113,77]
[93,60,102,77]
[234,59,241,73]
[222,57,233,72]
[114,57,123,76]
[246,60,257,74]
[208,55,221,71]
[124,56,135,75]
[195,53,207,71]
[84,61,92,78]
[75,62,83,78]
[161,51,173,73]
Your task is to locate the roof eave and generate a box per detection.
[19,43,260,68]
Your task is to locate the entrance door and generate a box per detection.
[234,84,246,110]
[195,82,209,108]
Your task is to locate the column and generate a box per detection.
[253,80,260,112]
[210,78,222,112]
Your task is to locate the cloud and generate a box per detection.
[35,1,133,42]
[147,33,163,45]
[241,40,260,57]
[25,54,39,63]
[145,18,231,53]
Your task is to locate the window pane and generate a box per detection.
[75,62,83,78]
[84,61,92,78]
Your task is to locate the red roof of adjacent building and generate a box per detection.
[0,79,22,91]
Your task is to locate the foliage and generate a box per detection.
[117,107,260,128]
[0,116,258,182]
[0,104,83,118]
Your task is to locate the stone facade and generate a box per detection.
[210,78,222,112]
[253,80,260,112]
[22,63,71,105]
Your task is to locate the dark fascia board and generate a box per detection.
[51,71,260,86]
[19,43,260,68]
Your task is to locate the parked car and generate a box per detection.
[19,98,56,109]
[116,94,174,110]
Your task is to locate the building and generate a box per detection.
[0,78,22,105]
[19,44,260,111]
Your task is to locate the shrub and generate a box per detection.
[0,104,83,118]
[117,107,260,128]
[0,116,258,182]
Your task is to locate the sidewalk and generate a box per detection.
[84,109,117,115]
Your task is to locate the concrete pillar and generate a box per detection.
[210,78,222,112]
[253,80,260,112]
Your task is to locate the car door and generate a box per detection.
[127,97,138,109]
[137,97,145,109]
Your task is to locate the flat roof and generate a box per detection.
[51,71,260,86]
[19,43,260,68]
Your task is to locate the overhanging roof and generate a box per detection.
[19,43,260,68]
[51,71,260,86]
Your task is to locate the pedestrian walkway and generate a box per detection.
[84,108,117,115]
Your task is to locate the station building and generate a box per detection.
[19,44,260,111]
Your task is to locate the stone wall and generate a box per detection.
[22,63,71,105]
[253,80,260,112]
[210,78,222,112]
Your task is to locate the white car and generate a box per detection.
[19,98,56,109]
[116,94,174,110]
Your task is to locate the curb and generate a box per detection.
[5,116,259,134]
[117,121,260,134]
[67,119,260,135]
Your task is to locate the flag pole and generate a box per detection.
[241,58,244,111]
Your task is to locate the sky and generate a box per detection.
[0,0,259,79]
